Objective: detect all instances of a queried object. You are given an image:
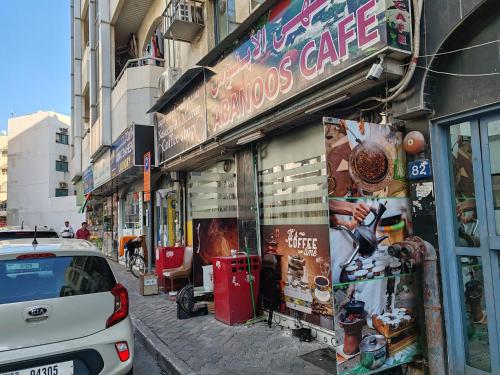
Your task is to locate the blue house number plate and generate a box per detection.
[408,159,432,180]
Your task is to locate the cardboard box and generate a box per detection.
[139,274,158,296]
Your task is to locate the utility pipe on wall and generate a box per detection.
[389,236,447,375]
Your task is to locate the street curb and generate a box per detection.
[133,316,195,375]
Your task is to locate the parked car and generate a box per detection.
[0,239,134,375]
[0,226,59,240]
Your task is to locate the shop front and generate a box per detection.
[109,124,155,263]
[151,0,426,373]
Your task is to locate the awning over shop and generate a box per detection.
[84,124,155,196]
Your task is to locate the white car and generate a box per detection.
[0,239,134,375]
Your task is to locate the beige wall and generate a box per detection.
[0,135,8,205]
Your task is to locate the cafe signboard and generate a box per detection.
[157,81,206,165]
[206,0,412,136]
[156,0,412,163]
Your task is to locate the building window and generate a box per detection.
[215,0,239,43]
[55,188,69,197]
[1,149,7,157]
[1,169,6,175]
[0,184,7,193]
[56,160,69,172]
[56,132,69,145]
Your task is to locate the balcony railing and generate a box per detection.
[114,57,165,88]
[163,0,204,43]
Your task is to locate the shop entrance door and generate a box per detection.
[433,110,500,375]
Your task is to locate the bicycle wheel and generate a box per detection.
[130,255,146,278]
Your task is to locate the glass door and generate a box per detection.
[433,112,500,375]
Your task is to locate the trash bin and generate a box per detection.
[212,255,260,325]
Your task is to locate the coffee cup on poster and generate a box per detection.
[314,275,330,292]
[346,265,358,281]
[390,261,402,275]
[362,264,374,279]
[373,266,386,277]
[355,269,369,281]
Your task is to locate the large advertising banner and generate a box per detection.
[192,218,239,286]
[157,82,207,164]
[206,0,412,137]
[324,118,420,374]
[262,224,333,329]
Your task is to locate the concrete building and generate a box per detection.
[0,133,8,226]
[72,1,500,374]
[7,111,84,230]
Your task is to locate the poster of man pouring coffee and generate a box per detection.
[324,118,421,374]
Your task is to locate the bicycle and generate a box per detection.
[126,243,146,278]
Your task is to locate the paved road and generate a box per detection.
[134,335,165,374]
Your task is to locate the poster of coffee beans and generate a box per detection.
[324,118,421,374]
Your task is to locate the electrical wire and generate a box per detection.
[416,66,500,77]
[414,38,500,59]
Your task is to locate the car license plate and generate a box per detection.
[0,361,73,375]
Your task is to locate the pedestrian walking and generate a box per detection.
[59,220,74,238]
[75,222,91,240]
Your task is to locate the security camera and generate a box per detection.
[366,56,385,81]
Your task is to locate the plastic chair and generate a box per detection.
[163,247,193,292]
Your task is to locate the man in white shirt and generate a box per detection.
[60,221,74,238]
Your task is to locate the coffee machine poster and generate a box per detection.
[262,224,333,330]
[323,117,408,198]
[192,218,239,287]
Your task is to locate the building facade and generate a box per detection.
[0,133,8,227]
[7,111,84,230]
[70,0,500,374]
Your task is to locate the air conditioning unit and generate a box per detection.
[59,155,68,161]
[159,67,182,94]
[59,182,68,189]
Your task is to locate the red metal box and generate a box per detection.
[212,255,261,325]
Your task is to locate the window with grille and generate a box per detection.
[55,188,69,197]
[56,133,69,145]
[56,160,69,172]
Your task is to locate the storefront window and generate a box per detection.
[486,119,500,234]
[124,192,141,230]
[448,122,480,247]
[459,256,491,372]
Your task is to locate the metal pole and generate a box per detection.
[148,182,154,273]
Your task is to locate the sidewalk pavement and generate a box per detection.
[109,262,332,375]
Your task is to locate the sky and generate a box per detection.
[0,0,71,132]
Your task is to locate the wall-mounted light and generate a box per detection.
[236,131,265,145]
[304,94,351,114]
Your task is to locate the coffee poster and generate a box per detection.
[324,118,421,374]
[262,224,333,329]
[324,117,407,198]
[192,218,239,286]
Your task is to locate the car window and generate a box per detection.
[0,256,116,305]
[0,231,59,240]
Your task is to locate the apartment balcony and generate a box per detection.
[111,58,165,138]
[164,0,204,43]
[82,43,90,92]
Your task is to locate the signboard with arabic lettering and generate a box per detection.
[206,0,412,136]
[157,81,206,165]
